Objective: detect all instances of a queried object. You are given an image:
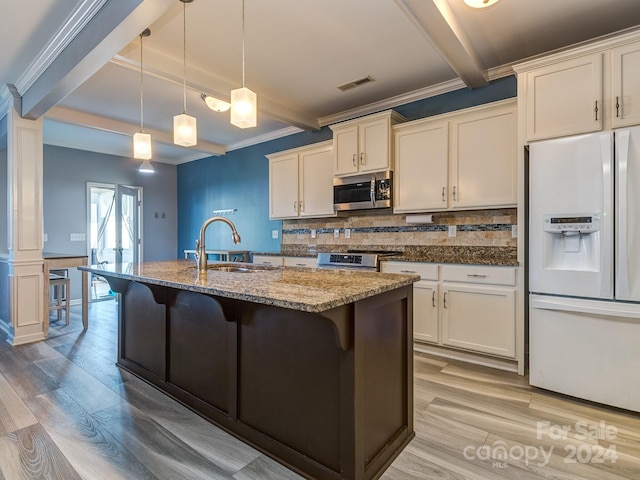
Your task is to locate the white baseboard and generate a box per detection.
[414,343,518,373]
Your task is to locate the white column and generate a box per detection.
[5,107,45,345]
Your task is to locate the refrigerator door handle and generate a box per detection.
[530,294,640,319]
[617,130,631,299]
[599,133,614,298]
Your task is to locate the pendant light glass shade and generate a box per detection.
[139,159,155,174]
[133,132,152,159]
[230,86,256,128]
[173,113,197,146]
[174,0,197,147]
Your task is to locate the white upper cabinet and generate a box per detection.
[517,34,640,139]
[269,152,299,219]
[611,42,640,128]
[268,141,335,220]
[393,100,517,213]
[450,103,517,209]
[299,144,335,217]
[330,110,405,176]
[524,53,603,141]
[394,120,448,212]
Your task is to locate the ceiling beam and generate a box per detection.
[395,0,489,89]
[19,0,176,120]
[46,105,226,157]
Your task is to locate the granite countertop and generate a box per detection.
[384,246,518,266]
[80,260,419,313]
[277,245,518,266]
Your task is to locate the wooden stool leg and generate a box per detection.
[65,280,70,325]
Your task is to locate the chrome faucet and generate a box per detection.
[194,216,242,272]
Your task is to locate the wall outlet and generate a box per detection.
[448,225,457,237]
[344,228,351,239]
[70,233,86,242]
[272,230,279,239]
[310,228,316,238]
[334,228,340,239]
[512,225,518,238]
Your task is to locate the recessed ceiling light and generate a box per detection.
[463,0,500,8]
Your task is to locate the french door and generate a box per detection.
[87,183,143,300]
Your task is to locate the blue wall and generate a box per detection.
[177,76,517,255]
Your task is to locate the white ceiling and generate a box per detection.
[3,0,640,165]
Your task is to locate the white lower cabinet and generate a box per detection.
[441,283,515,358]
[382,261,516,359]
[412,281,439,344]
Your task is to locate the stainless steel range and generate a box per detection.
[317,251,397,271]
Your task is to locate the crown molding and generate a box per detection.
[15,0,108,96]
[226,126,304,152]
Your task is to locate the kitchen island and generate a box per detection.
[79,260,419,480]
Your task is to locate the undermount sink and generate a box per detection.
[196,263,279,273]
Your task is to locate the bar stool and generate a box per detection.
[49,273,71,324]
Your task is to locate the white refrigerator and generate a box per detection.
[529,126,640,412]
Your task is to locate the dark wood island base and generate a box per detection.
[103,276,414,480]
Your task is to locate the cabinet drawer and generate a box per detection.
[252,255,283,267]
[283,256,317,268]
[442,265,515,286]
[381,261,438,280]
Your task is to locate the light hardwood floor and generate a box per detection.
[0,301,639,479]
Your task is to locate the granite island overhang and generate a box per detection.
[80,260,420,480]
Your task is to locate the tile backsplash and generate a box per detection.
[282,208,517,248]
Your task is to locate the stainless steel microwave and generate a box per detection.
[333,171,393,211]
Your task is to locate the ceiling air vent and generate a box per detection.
[337,76,375,92]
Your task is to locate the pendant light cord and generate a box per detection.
[183,0,187,113]
[139,33,144,131]
[241,0,245,88]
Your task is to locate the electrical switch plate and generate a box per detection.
[311,229,316,238]
[448,225,457,237]
[345,228,351,239]
[70,233,86,242]
[272,230,279,239]
[43,233,48,242]
[334,228,340,239]
[512,225,518,238]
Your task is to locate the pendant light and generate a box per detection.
[134,29,153,166]
[230,0,257,128]
[174,0,197,146]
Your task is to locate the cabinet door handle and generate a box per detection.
[360,152,365,165]
[400,269,416,274]
[352,154,357,166]
[442,187,446,202]
[295,263,306,267]
[443,292,448,308]
[595,100,599,121]
[452,185,457,201]
[293,201,298,212]
[432,291,436,307]
[467,273,487,278]
[616,96,620,117]
[300,200,304,212]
